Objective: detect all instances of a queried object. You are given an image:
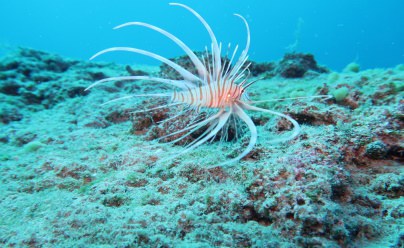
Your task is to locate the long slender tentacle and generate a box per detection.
[230,14,250,77]
[130,102,182,114]
[241,102,300,143]
[141,113,218,151]
[90,47,200,82]
[85,76,195,91]
[175,119,217,148]
[154,110,223,143]
[170,2,222,78]
[114,22,208,79]
[150,121,217,163]
[181,120,219,149]
[249,95,333,104]
[211,103,257,167]
[101,93,171,105]
[160,110,231,163]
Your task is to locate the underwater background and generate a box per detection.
[0,1,403,247]
[1,0,404,70]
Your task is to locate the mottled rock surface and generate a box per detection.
[0,48,402,247]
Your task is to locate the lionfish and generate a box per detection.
[86,3,325,167]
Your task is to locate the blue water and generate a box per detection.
[1,0,403,70]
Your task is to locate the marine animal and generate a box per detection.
[87,3,326,167]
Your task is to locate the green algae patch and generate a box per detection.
[327,72,340,84]
[332,87,349,102]
[23,141,44,152]
[343,62,360,73]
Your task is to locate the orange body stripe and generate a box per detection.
[173,90,177,101]
[207,83,214,107]
[217,80,221,105]
[199,86,203,101]
[189,89,194,105]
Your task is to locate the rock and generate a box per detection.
[277,53,328,78]
[365,141,388,159]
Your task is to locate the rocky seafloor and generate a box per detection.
[0,47,402,247]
